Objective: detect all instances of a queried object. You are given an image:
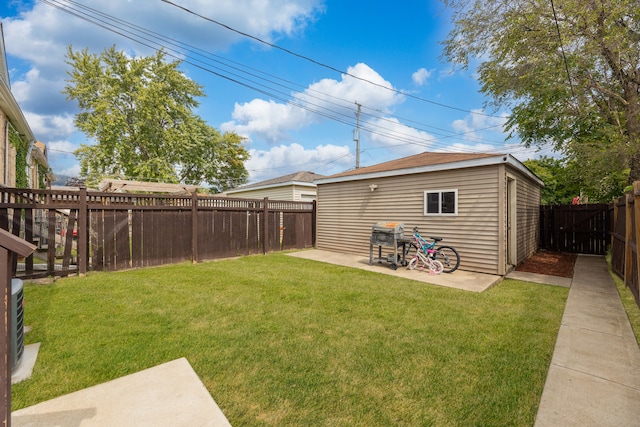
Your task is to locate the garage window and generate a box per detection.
[424,190,458,215]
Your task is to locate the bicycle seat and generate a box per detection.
[430,237,443,242]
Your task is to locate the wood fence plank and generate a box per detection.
[24,208,33,275]
[92,210,104,270]
[62,209,77,272]
[538,204,610,255]
[115,210,130,270]
[0,188,315,277]
[131,210,143,269]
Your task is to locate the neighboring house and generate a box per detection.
[27,141,55,188]
[223,171,324,201]
[314,152,544,276]
[0,23,53,188]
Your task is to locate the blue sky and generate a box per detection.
[0,0,553,185]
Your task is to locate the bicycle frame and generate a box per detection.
[407,241,442,274]
[405,226,461,274]
[409,229,438,257]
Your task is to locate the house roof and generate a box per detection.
[316,152,543,186]
[226,171,325,194]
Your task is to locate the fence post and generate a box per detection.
[263,198,269,254]
[312,200,317,247]
[191,192,198,264]
[0,229,36,427]
[624,191,634,285]
[78,187,88,276]
[634,182,640,297]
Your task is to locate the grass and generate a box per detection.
[609,261,640,345]
[13,253,568,426]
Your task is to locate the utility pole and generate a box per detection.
[353,101,361,169]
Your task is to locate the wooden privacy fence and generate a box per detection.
[610,182,640,308]
[0,187,315,279]
[539,204,611,255]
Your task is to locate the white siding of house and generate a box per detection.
[226,185,294,201]
[293,185,317,201]
[316,165,503,274]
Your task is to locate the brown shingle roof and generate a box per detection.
[230,171,324,191]
[326,152,500,179]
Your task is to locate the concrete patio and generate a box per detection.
[287,248,503,292]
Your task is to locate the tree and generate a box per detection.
[524,157,578,205]
[441,0,639,201]
[64,46,249,191]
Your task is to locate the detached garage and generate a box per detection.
[314,152,543,275]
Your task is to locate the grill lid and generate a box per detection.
[371,221,404,234]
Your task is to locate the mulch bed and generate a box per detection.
[515,251,577,278]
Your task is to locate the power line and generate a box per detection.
[37,0,512,154]
[33,0,530,176]
[160,0,503,118]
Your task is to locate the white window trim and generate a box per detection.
[424,189,458,216]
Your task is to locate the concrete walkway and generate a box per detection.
[11,358,232,427]
[533,255,640,427]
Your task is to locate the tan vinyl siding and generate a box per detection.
[515,170,541,264]
[317,165,502,274]
[226,185,294,201]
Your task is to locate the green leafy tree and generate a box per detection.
[441,0,639,201]
[524,157,579,205]
[64,46,249,191]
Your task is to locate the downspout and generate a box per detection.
[4,121,8,185]
[25,140,34,188]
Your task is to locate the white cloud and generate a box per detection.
[56,163,82,178]
[48,139,79,155]
[23,112,76,140]
[451,109,508,142]
[1,0,324,178]
[367,117,435,157]
[446,141,498,153]
[245,143,351,181]
[221,99,313,143]
[3,1,324,67]
[301,63,403,111]
[412,68,432,86]
[222,63,404,143]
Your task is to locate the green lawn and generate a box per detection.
[13,253,568,426]
[610,265,640,345]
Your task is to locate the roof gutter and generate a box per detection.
[226,180,317,194]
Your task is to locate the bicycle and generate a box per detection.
[407,241,444,275]
[407,227,460,273]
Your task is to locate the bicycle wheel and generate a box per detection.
[408,256,419,270]
[434,246,460,273]
[429,259,444,275]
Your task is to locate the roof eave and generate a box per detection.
[226,180,317,194]
[316,154,544,187]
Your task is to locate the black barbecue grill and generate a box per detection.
[369,221,409,270]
